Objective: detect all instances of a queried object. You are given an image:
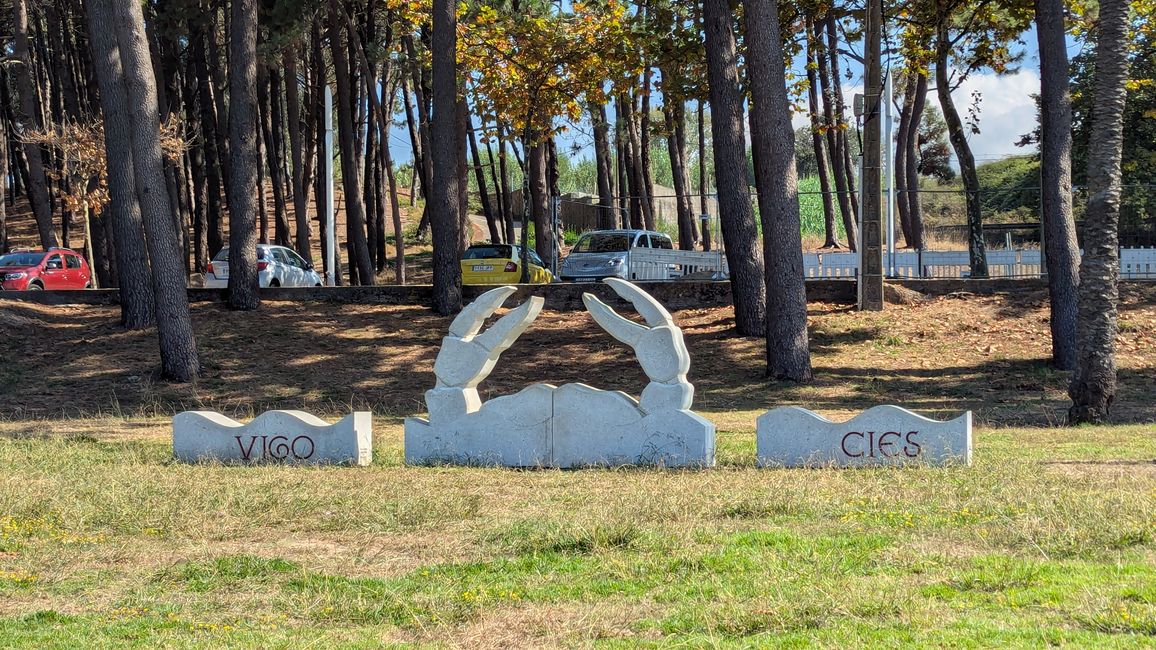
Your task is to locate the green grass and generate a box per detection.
[0,421,1153,647]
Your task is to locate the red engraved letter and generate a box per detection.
[842,431,864,457]
[235,436,259,461]
[878,432,900,457]
[904,431,922,458]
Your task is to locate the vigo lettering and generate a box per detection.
[236,435,259,461]
[231,434,317,461]
[840,430,922,459]
[291,436,315,459]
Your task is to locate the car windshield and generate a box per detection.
[0,253,45,267]
[572,234,630,253]
[212,248,268,261]
[464,245,513,260]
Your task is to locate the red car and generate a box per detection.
[0,248,93,291]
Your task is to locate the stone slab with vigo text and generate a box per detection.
[756,405,972,468]
[173,410,372,465]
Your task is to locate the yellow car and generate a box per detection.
[461,244,554,285]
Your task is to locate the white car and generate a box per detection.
[204,245,323,288]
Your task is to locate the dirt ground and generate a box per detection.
[1,284,1154,426]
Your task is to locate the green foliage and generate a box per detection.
[976,155,1040,221]
[917,105,956,182]
[1071,30,1156,227]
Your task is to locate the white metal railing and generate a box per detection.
[797,247,1154,279]
[628,248,729,280]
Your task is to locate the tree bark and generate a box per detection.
[806,17,839,249]
[1068,0,1129,424]
[895,73,916,247]
[1036,0,1081,371]
[468,120,501,243]
[698,98,711,251]
[827,15,859,228]
[665,102,696,250]
[905,72,928,249]
[85,0,154,329]
[260,67,292,248]
[815,16,856,251]
[497,125,516,243]
[284,50,313,265]
[936,23,988,277]
[745,0,812,380]
[107,0,198,379]
[13,0,58,249]
[703,0,766,336]
[429,0,462,314]
[592,103,616,231]
[529,140,552,264]
[191,23,225,257]
[329,0,375,285]
[226,0,262,309]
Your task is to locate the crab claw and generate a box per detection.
[583,279,693,412]
[434,287,544,388]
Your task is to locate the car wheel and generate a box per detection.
[315,283,322,287]
[269,279,281,288]
[85,282,93,289]
[27,282,43,291]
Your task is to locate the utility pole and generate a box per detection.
[859,0,884,310]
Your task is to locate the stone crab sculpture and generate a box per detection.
[404,278,716,468]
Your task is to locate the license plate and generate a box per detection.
[216,268,229,279]
[573,277,598,283]
[472,265,494,272]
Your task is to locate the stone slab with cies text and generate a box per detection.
[756,405,971,468]
[173,410,372,466]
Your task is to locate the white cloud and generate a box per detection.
[789,70,1039,167]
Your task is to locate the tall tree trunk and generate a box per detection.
[483,119,506,243]
[703,0,766,336]
[0,120,6,253]
[529,140,552,265]
[806,16,839,249]
[745,0,812,380]
[383,86,405,284]
[639,73,655,228]
[227,0,262,309]
[329,0,375,285]
[497,125,516,243]
[621,90,652,229]
[259,67,292,248]
[107,0,198,379]
[894,73,916,247]
[827,15,859,227]
[936,23,988,277]
[665,102,696,250]
[592,103,616,231]
[468,120,501,243]
[284,50,313,264]
[85,0,154,329]
[191,24,225,257]
[1068,0,1129,424]
[1036,0,1080,371]
[429,0,462,314]
[698,98,711,251]
[815,17,856,251]
[905,72,928,249]
[12,0,58,249]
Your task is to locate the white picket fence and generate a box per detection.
[629,248,729,280]
[628,246,1156,281]
[803,247,1156,279]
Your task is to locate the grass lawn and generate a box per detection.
[1,286,1154,647]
